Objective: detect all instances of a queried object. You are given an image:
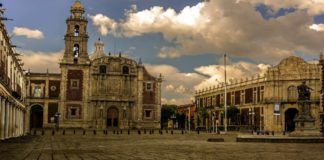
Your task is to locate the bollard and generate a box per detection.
[152,130,154,134]
[128,130,130,135]
[34,130,37,135]
[138,130,141,135]
[113,130,115,134]
[159,130,163,135]
[103,130,106,134]
[144,129,146,134]
[74,129,76,135]
[149,130,152,135]
[166,129,168,134]
[93,130,96,135]
[42,130,44,135]
[197,130,200,134]
[52,130,55,135]
[171,130,173,135]
[83,130,86,135]
[181,130,184,134]
[120,130,123,134]
[117,131,119,135]
[63,130,65,135]
[272,131,275,136]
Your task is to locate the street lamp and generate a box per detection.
[249,107,255,131]
[170,114,176,129]
[99,105,104,128]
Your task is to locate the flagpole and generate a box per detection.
[224,53,227,133]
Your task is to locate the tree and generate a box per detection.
[226,106,240,125]
[161,105,177,128]
[197,107,209,126]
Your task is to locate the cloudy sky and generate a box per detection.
[2,0,324,104]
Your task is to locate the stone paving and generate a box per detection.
[1,130,324,160]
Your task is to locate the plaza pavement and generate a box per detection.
[0,130,324,160]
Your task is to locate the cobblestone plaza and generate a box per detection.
[1,131,324,160]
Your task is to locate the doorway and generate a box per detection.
[107,107,118,127]
[285,108,298,132]
[30,105,43,129]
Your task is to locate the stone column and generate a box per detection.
[5,101,9,139]
[0,96,3,140]
[19,109,22,136]
[43,102,48,126]
[15,108,19,137]
[9,104,13,138]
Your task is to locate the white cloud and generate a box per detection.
[90,0,324,63]
[194,61,271,90]
[19,50,62,73]
[88,14,118,36]
[309,24,324,32]
[144,64,205,105]
[165,84,175,92]
[144,61,270,105]
[13,27,44,39]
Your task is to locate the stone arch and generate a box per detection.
[29,104,43,129]
[284,108,299,132]
[107,107,119,128]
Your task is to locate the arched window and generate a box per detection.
[122,66,129,74]
[73,44,79,63]
[74,25,80,36]
[288,85,297,100]
[73,44,79,58]
[99,65,106,74]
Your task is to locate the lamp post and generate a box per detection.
[170,114,176,129]
[188,105,191,133]
[224,53,228,133]
[99,105,103,128]
[249,107,255,131]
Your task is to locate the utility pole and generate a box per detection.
[224,53,227,133]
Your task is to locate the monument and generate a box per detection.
[290,81,322,137]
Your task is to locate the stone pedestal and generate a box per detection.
[290,102,322,137]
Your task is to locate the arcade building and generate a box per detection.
[195,56,324,132]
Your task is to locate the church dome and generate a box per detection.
[90,38,106,60]
[71,0,84,12]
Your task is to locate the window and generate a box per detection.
[288,86,297,100]
[144,110,152,119]
[71,108,76,116]
[34,85,42,97]
[73,44,79,58]
[146,82,153,91]
[122,66,129,74]
[74,25,80,36]
[68,107,80,119]
[99,65,106,74]
[70,79,79,89]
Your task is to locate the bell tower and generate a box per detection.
[58,0,91,128]
[62,0,89,64]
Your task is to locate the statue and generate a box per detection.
[297,81,312,101]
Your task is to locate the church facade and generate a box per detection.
[26,1,162,130]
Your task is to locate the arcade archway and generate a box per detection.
[30,105,43,129]
[285,108,298,132]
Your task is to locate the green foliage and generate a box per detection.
[161,104,177,121]
[198,107,209,119]
[226,106,240,119]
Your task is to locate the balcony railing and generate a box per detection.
[264,97,320,103]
